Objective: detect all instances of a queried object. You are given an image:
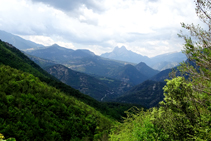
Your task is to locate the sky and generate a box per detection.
[0,0,205,57]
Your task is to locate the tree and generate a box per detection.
[156,0,211,139]
[177,0,211,109]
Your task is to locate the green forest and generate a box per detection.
[0,40,144,140]
[1,0,211,141]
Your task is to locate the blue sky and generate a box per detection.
[0,0,204,57]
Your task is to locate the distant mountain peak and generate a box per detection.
[119,46,127,50]
[100,46,150,64]
[113,46,128,52]
[51,43,59,47]
[49,44,62,48]
[137,62,147,66]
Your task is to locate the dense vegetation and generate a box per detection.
[0,65,114,140]
[109,0,211,140]
[0,39,147,140]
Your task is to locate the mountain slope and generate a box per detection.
[0,30,44,50]
[135,62,159,78]
[0,40,56,81]
[45,64,133,101]
[150,68,173,82]
[115,80,166,108]
[66,56,126,76]
[0,65,113,140]
[109,64,148,85]
[26,54,58,69]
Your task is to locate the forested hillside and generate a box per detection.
[0,65,113,140]
[0,39,146,140]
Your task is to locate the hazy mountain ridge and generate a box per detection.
[0,30,44,50]
[101,46,187,71]
[26,44,95,63]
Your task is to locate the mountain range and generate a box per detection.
[25,44,161,86]
[101,46,187,70]
[0,28,189,140]
[0,29,186,110]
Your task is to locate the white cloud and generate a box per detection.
[19,35,75,49]
[0,0,204,57]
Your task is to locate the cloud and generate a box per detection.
[0,0,204,57]
[30,0,104,12]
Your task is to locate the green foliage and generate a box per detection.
[109,107,168,141]
[0,65,114,140]
[0,133,16,141]
[102,102,145,121]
